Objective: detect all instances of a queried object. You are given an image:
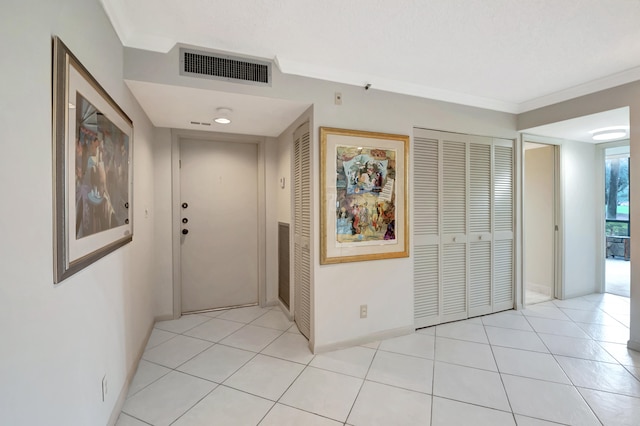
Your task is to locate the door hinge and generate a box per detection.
[179,159,182,168]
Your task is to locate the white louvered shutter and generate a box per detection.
[441,138,468,322]
[413,136,440,327]
[468,138,493,316]
[493,139,514,311]
[293,122,311,339]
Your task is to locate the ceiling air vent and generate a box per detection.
[179,48,271,86]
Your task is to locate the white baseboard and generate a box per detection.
[311,325,414,354]
[628,340,640,352]
[526,282,553,296]
[107,321,155,426]
[154,313,176,322]
[277,300,294,321]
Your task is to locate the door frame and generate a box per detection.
[170,129,267,318]
[519,134,564,307]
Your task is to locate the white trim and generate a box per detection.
[170,129,267,317]
[517,66,640,113]
[311,325,414,355]
[514,136,523,310]
[554,144,564,300]
[627,340,640,352]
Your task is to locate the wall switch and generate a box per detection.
[101,375,107,402]
[360,304,368,318]
[335,92,342,105]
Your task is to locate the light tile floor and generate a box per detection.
[606,258,630,298]
[117,293,639,426]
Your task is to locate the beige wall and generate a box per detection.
[524,145,555,296]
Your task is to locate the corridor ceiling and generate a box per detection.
[101,0,640,114]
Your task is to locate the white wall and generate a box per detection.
[0,1,157,424]
[560,140,599,298]
[124,45,518,350]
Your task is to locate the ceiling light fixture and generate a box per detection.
[590,126,628,141]
[214,107,233,124]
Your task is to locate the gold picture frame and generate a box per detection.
[320,127,409,264]
[52,37,134,283]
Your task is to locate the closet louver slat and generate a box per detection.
[293,123,311,339]
[413,129,514,327]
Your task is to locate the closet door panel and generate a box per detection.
[442,243,467,321]
[469,139,492,316]
[493,140,514,311]
[441,138,467,321]
[293,123,311,338]
[414,135,440,327]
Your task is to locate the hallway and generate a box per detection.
[117,293,638,426]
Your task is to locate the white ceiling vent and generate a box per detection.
[180,48,271,86]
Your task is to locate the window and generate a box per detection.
[605,147,630,236]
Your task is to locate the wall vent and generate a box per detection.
[180,48,271,86]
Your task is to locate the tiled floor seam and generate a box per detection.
[166,384,222,426]
[429,334,436,426]
[120,413,153,425]
[483,320,517,425]
[270,364,343,423]
[137,343,261,397]
[342,346,379,424]
[543,344,607,423]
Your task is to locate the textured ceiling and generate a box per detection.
[101,0,640,114]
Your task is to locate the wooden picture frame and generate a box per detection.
[320,127,409,264]
[52,37,134,283]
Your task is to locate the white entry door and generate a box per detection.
[179,138,259,313]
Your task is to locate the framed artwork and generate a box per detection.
[52,37,133,283]
[320,127,409,264]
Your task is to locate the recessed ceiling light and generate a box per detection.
[214,107,233,124]
[589,126,628,141]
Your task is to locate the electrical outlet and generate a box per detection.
[360,304,368,318]
[335,92,342,105]
[101,375,107,402]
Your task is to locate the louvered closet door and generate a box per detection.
[468,137,493,316]
[493,139,514,311]
[413,136,440,328]
[293,122,311,339]
[441,137,468,322]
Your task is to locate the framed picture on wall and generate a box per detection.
[320,127,409,264]
[52,36,134,283]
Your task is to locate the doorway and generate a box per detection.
[175,134,263,314]
[523,142,558,304]
[603,144,631,297]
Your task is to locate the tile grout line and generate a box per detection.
[152,307,287,426]
[525,305,605,425]
[341,345,379,425]
[482,318,517,424]
[430,332,436,426]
